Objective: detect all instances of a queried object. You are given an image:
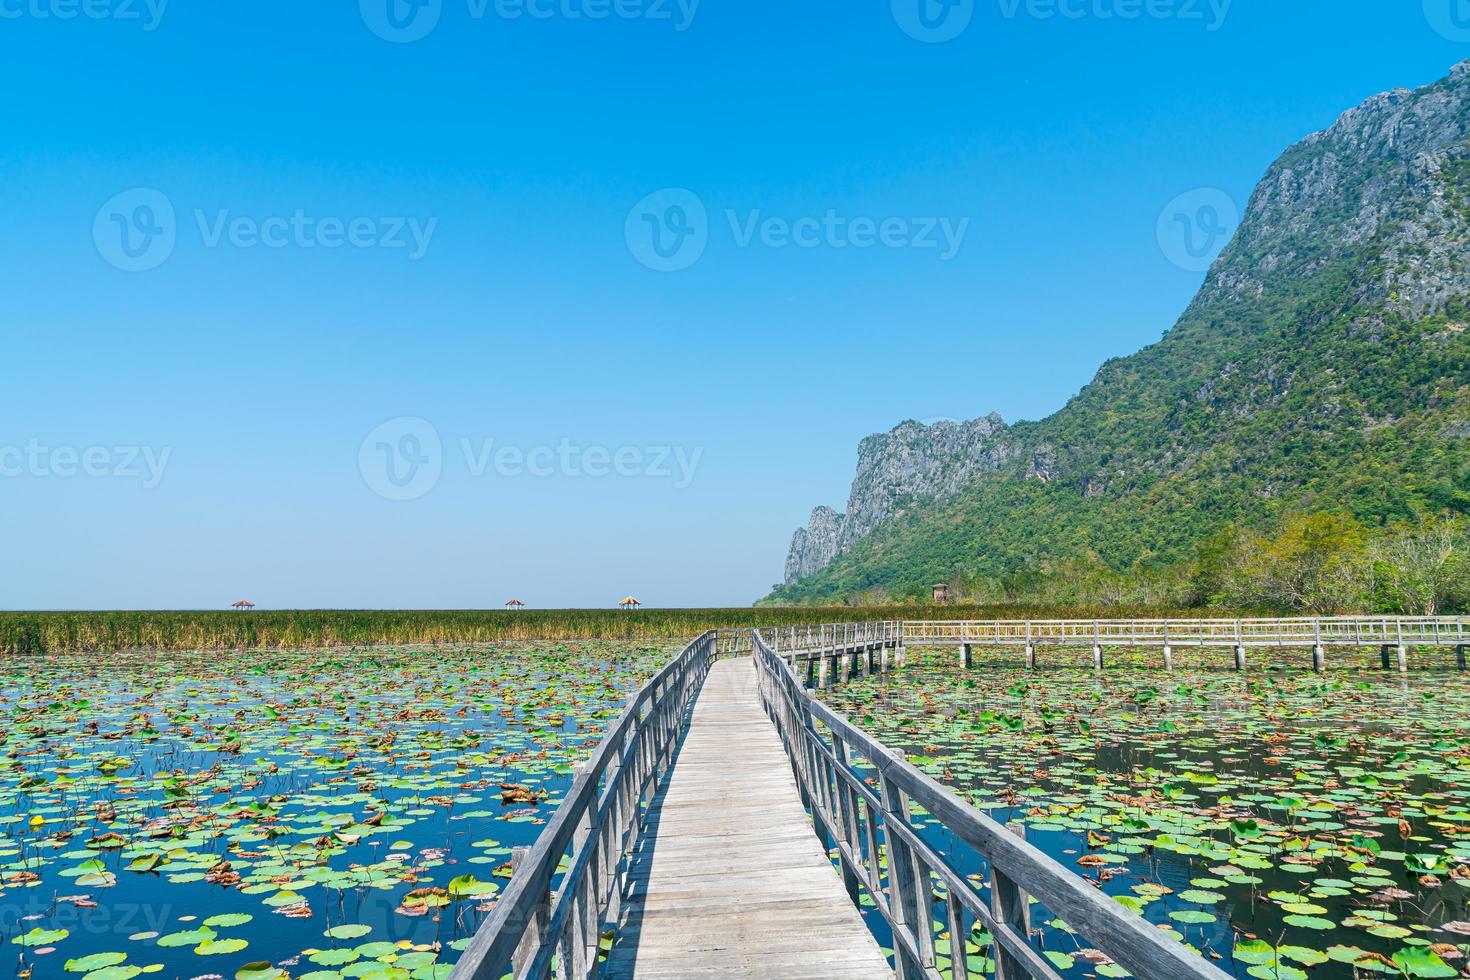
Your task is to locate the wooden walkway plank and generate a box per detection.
[601,657,893,980]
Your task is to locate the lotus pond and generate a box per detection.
[0,643,670,980]
[819,649,1470,979]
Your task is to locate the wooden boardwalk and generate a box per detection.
[601,657,892,980]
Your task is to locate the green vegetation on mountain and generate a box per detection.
[768,64,1470,611]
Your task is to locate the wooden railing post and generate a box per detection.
[878,751,931,980]
[509,846,549,976]
[830,735,863,904]
[990,823,1032,980]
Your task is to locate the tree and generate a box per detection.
[1215,512,1371,613]
[1373,514,1469,616]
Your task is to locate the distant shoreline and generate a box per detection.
[0,605,1234,655]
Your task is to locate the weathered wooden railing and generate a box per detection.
[752,630,1232,980]
[758,620,903,654]
[902,615,1470,647]
[714,620,902,658]
[449,631,717,980]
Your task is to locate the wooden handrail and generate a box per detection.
[898,616,1470,647]
[449,632,717,980]
[752,631,1233,980]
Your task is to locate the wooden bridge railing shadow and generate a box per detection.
[752,630,1232,980]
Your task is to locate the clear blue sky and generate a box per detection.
[1,1,1464,609]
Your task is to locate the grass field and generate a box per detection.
[0,605,1220,655]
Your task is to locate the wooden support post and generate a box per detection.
[567,765,595,977]
[991,822,1033,980]
[1380,644,1393,671]
[1093,645,1104,671]
[960,642,973,669]
[818,655,830,689]
[878,750,925,980]
[881,646,890,673]
[509,846,549,976]
[830,737,863,906]
[1313,645,1325,673]
[1234,645,1246,671]
[1162,644,1173,672]
[1459,645,1468,671]
[1024,644,1036,670]
[895,644,906,668]
[1397,644,1408,673]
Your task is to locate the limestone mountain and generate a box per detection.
[768,62,1470,605]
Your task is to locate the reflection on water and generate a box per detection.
[0,644,668,979]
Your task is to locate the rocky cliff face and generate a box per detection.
[1198,60,1470,320]
[777,62,1470,595]
[784,414,1018,583]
